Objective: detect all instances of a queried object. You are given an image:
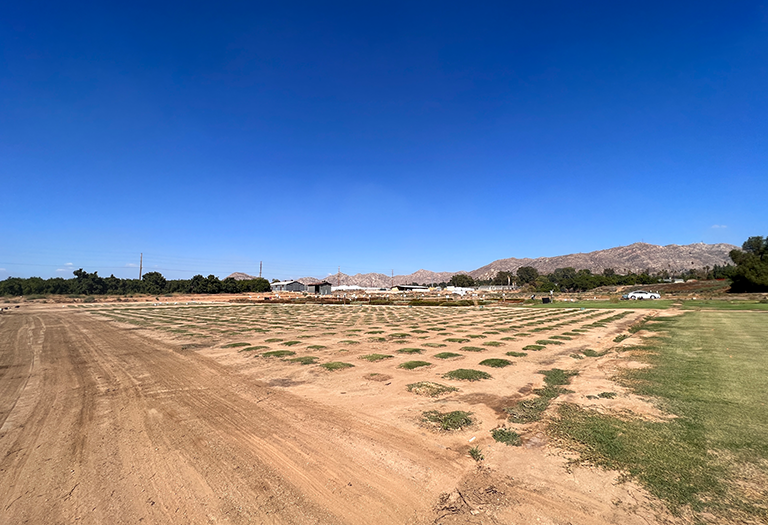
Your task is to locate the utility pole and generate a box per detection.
[259,261,262,278]
[139,253,143,280]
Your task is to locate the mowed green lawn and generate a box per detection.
[551,311,768,521]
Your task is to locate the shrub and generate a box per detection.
[281,340,301,346]
[506,351,528,357]
[482,341,504,347]
[445,338,470,343]
[459,346,485,352]
[491,427,521,446]
[422,342,447,348]
[262,350,296,358]
[321,361,354,371]
[582,349,608,357]
[469,446,484,461]
[399,360,431,370]
[536,339,564,345]
[223,342,251,348]
[288,356,318,365]
[359,354,394,362]
[423,410,473,430]
[406,382,457,397]
[434,352,462,359]
[238,345,268,352]
[598,391,617,399]
[443,369,491,381]
[397,347,423,354]
[613,334,629,343]
[479,358,513,368]
[523,344,545,351]
[307,345,327,350]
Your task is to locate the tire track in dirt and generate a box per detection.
[0,310,464,524]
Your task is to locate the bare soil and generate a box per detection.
[0,304,682,524]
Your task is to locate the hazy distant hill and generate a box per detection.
[469,242,737,280]
[232,242,736,288]
[225,272,260,280]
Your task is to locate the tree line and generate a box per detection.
[445,262,735,292]
[0,269,272,296]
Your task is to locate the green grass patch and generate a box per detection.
[505,351,528,357]
[598,391,617,399]
[288,356,318,365]
[406,382,458,397]
[505,368,578,423]
[582,348,609,357]
[549,311,768,520]
[222,342,251,348]
[500,336,516,341]
[443,369,491,381]
[613,334,630,343]
[280,340,302,346]
[445,337,470,343]
[479,358,513,368]
[469,446,484,461]
[262,350,296,358]
[388,332,410,338]
[422,342,447,348]
[434,352,462,359]
[522,344,544,351]
[535,339,564,345]
[482,341,504,347]
[366,330,385,334]
[338,339,360,344]
[423,410,473,431]
[467,334,487,339]
[399,360,432,370]
[307,345,327,350]
[491,427,522,446]
[238,345,268,352]
[264,338,284,343]
[459,346,485,352]
[359,354,394,362]
[550,335,572,340]
[321,361,355,371]
[397,347,423,354]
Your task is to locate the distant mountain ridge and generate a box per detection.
[227,242,737,288]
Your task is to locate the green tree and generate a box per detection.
[516,266,539,285]
[142,272,167,295]
[72,269,105,295]
[448,274,475,287]
[729,236,768,292]
[491,271,515,286]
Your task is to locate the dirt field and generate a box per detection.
[0,304,681,524]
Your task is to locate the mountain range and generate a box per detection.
[227,242,737,288]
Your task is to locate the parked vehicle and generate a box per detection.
[627,290,660,300]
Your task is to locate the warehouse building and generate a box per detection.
[305,281,332,295]
[271,280,306,292]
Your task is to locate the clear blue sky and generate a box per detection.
[2,1,766,280]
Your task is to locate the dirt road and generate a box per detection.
[0,309,468,524]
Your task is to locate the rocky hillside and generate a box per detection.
[231,242,736,288]
[469,242,737,281]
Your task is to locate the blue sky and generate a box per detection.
[2,1,766,280]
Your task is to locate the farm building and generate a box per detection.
[393,284,429,292]
[271,280,306,292]
[305,281,332,295]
